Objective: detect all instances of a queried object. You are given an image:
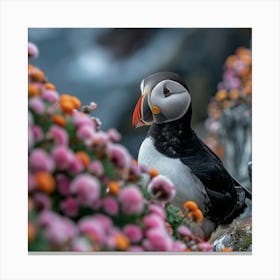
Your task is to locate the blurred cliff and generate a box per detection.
[28,28,251,173]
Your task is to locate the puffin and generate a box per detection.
[132,72,251,234]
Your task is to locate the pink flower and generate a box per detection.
[39,210,59,227]
[29,97,45,114]
[89,102,97,110]
[234,59,246,73]
[145,228,173,251]
[73,110,94,128]
[29,148,54,172]
[119,186,144,215]
[88,160,104,177]
[78,217,105,243]
[147,175,176,202]
[102,197,119,216]
[77,125,95,141]
[92,214,113,233]
[129,246,144,252]
[28,126,34,149]
[32,125,43,142]
[45,216,77,245]
[71,236,92,252]
[42,88,59,103]
[198,242,213,252]
[129,164,141,177]
[223,70,241,89]
[71,174,101,206]
[92,131,109,146]
[123,224,142,243]
[107,128,121,142]
[139,164,149,173]
[56,174,71,196]
[48,125,68,145]
[28,173,35,191]
[171,241,186,252]
[60,197,79,217]
[52,145,74,170]
[105,229,122,249]
[69,156,84,174]
[148,204,166,220]
[107,144,131,169]
[143,214,164,229]
[83,102,98,113]
[177,225,193,238]
[40,211,77,245]
[28,42,39,58]
[33,193,51,210]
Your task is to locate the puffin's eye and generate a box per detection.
[163,85,171,97]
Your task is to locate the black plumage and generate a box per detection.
[148,106,249,224]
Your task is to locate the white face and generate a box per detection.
[149,79,191,123]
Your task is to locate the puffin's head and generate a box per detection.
[132,72,191,128]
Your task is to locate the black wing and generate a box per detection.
[199,136,252,200]
[179,131,246,224]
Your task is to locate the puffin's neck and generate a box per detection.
[148,107,194,157]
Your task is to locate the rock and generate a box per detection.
[209,216,252,252]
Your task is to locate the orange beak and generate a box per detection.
[132,94,146,128]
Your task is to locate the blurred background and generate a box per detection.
[28,28,251,183]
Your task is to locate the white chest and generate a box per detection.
[138,137,209,212]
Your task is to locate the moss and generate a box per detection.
[230,227,252,251]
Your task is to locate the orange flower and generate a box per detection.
[60,100,74,114]
[34,171,55,194]
[115,234,130,251]
[28,222,36,243]
[244,85,252,95]
[52,115,66,127]
[28,84,41,97]
[193,209,203,223]
[76,151,90,167]
[148,168,159,177]
[221,247,233,252]
[59,94,71,102]
[29,68,45,82]
[183,201,198,211]
[223,100,232,109]
[70,96,81,109]
[59,94,81,114]
[44,82,56,90]
[225,55,236,67]
[108,181,121,195]
[28,64,35,71]
[229,89,239,100]
[215,90,227,101]
[184,247,192,252]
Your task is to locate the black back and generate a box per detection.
[148,108,246,224]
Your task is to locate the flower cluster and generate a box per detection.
[28,42,213,252]
[204,47,252,158]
